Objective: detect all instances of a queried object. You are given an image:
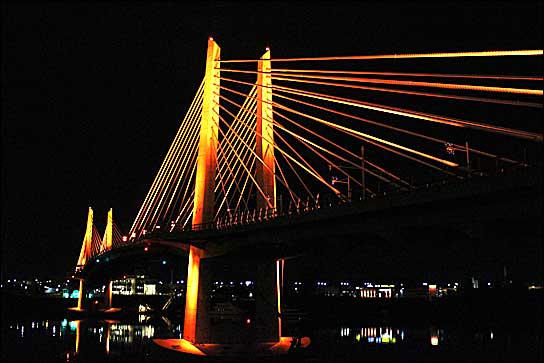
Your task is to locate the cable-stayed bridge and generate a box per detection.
[70,39,542,347]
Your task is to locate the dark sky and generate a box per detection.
[1,1,542,279]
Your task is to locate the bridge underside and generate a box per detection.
[160,170,542,281]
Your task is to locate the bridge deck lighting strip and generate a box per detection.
[218,49,543,63]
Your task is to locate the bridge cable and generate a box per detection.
[218,49,543,63]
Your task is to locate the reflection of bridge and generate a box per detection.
[71,39,542,350]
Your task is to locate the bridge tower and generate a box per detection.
[183,40,282,345]
[184,37,221,343]
[101,208,113,253]
[76,207,94,271]
[255,47,276,210]
[101,208,114,310]
[73,207,94,311]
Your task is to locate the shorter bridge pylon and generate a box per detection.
[75,207,102,272]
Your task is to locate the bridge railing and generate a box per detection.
[175,163,538,234]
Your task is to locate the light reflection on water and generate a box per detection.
[2,317,542,361]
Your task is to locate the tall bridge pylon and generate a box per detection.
[183,39,282,344]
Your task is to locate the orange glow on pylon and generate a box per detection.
[193,37,221,226]
[76,208,94,270]
[256,47,276,210]
[101,208,113,253]
[183,246,201,343]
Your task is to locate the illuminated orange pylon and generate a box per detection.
[75,207,94,271]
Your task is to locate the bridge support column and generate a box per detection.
[77,279,85,310]
[183,245,211,343]
[103,280,113,310]
[255,258,283,342]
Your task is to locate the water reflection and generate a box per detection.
[341,325,405,344]
[339,324,451,347]
[3,317,541,361]
[5,316,176,362]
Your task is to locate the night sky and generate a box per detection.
[1,1,542,279]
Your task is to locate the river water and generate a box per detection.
[2,314,542,362]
